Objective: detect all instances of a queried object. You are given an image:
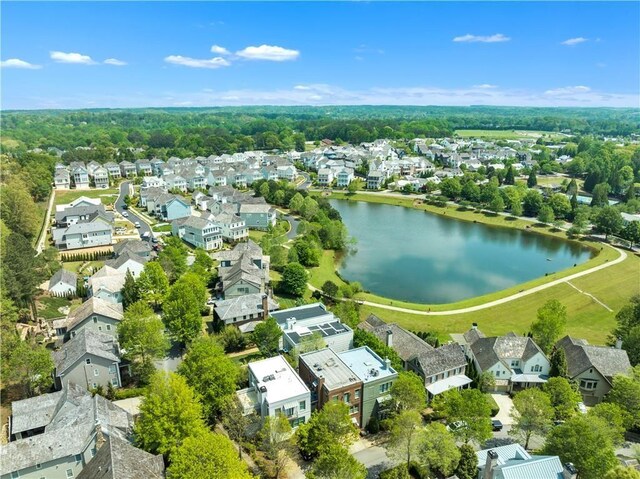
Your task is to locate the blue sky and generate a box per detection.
[2,1,639,109]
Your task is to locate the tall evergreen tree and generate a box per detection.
[549,347,569,378]
[527,169,538,188]
[121,269,140,309]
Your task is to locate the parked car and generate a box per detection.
[135,221,141,228]
[577,402,587,414]
[491,420,503,431]
[151,237,159,244]
[122,211,129,217]
[446,421,468,432]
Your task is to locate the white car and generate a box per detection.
[135,221,141,228]
[577,402,587,414]
[122,211,129,218]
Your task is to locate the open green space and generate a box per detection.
[454,129,571,140]
[54,188,120,206]
[62,260,105,275]
[36,296,81,320]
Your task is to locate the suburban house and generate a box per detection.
[476,444,575,479]
[360,315,470,399]
[141,176,166,189]
[367,170,384,190]
[88,266,126,304]
[48,269,78,296]
[92,166,110,188]
[213,293,279,333]
[271,303,354,353]
[556,335,632,406]
[237,355,311,429]
[54,297,123,340]
[1,383,136,479]
[52,329,122,391]
[71,165,90,189]
[298,348,365,426]
[317,168,334,186]
[134,160,153,176]
[451,323,485,358]
[277,164,297,181]
[171,216,223,251]
[159,195,192,221]
[52,222,113,250]
[55,204,112,227]
[468,331,550,392]
[104,162,122,179]
[54,169,71,189]
[339,346,398,428]
[113,239,152,260]
[217,240,270,299]
[336,168,355,187]
[238,203,277,230]
[119,161,137,178]
[104,251,147,278]
[208,211,249,242]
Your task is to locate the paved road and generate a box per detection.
[116,181,153,239]
[308,244,627,316]
[296,172,312,190]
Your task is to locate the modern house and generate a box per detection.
[48,269,78,296]
[119,161,137,178]
[555,335,632,406]
[298,348,364,426]
[367,170,384,190]
[476,444,575,479]
[52,222,113,250]
[317,168,334,186]
[237,355,311,429]
[54,297,123,340]
[92,167,110,188]
[159,196,192,221]
[104,162,122,179]
[104,252,147,278]
[171,216,223,251]
[339,346,398,428]
[336,168,355,187]
[271,303,354,353]
[71,165,90,189]
[113,239,152,260]
[217,240,269,299]
[213,293,279,333]
[134,160,153,177]
[468,331,550,392]
[238,203,277,230]
[52,329,122,391]
[209,211,249,242]
[360,315,470,399]
[55,204,112,227]
[2,383,135,479]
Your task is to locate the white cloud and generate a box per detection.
[0,58,41,69]
[561,37,588,46]
[453,33,510,43]
[50,51,96,64]
[210,45,230,55]
[293,85,312,90]
[236,44,299,61]
[473,84,498,89]
[164,55,231,69]
[104,58,127,66]
[544,85,591,95]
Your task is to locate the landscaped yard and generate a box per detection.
[36,296,82,320]
[54,188,120,207]
[62,260,105,275]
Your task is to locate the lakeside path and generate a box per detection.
[308,244,628,316]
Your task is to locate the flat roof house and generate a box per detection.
[237,355,311,429]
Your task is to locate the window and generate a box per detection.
[92,383,97,389]
[98,326,102,331]
[511,360,519,367]
[93,317,97,323]
[91,448,97,457]
[93,369,99,377]
[11,472,20,478]
[66,469,74,478]
[85,358,91,365]
[580,379,597,390]
[350,404,359,415]
[379,382,391,394]
[75,454,82,463]
[285,407,295,417]
[111,378,119,387]
[531,365,542,372]
[355,389,360,399]
[343,393,350,403]
[109,365,117,374]
[106,325,111,331]
[299,400,306,411]
[36,464,41,469]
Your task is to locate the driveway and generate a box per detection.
[491,393,514,425]
[115,181,154,240]
[155,338,183,373]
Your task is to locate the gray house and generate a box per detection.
[238,203,277,230]
[556,335,632,406]
[54,297,123,340]
[172,216,223,251]
[53,222,113,250]
[53,329,122,391]
[213,293,279,332]
[2,383,134,479]
[48,269,78,296]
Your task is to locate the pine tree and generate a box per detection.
[121,269,140,309]
[456,444,478,479]
[527,169,538,188]
[504,165,515,185]
[549,347,568,378]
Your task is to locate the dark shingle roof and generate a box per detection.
[49,269,77,289]
[471,335,545,372]
[417,343,467,377]
[53,329,120,375]
[556,335,632,382]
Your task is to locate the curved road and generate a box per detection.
[309,244,628,316]
[116,181,154,239]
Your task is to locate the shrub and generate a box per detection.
[114,386,147,400]
[366,417,380,434]
[485,394,500,417]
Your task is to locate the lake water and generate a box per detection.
[330,200,594,304]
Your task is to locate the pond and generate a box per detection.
[330,200,595,304]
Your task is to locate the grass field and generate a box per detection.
[62,260,105,275]
[35,296,81,320]
[54,188,120,206]
[454,129,571,140]
[306,192,639,345]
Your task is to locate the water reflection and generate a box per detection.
[331,200,594,304]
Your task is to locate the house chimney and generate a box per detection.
[615,338,623,350]
[483,450,499,479]
[386,330,393,347]
[262,294,269,321]
[562,463,578,479]
[286,318,295,330]
[384,358,391,370]
[472,323,478,331]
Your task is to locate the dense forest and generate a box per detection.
[2,106,638,159]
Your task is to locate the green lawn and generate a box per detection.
[152,224,172,233]
[36,296,81,320]
[54,188,120,206]
[454,129,571,140]
[62,260,105,275]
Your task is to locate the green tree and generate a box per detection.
[158,237,188,283]
[121,269,140,309]
[222,398,253,459]
[118,300,169,384]
[307,443,367,479]
[606,367,640,429]
[549,347,569,378]
[589,402,630,446]
[544,415,617,479]
[298,331,326,354]
[252,316,282,358]
[260,414,293,479]
[162,277,205,344]
[4,340,54,398]
[134,371,206,459]
[301,196,319,220]
[537,204,555,225]
[523,190,543,217]
[621,221,640,248]
[548,193,572,219]
[296,401,359,459]
[390,371,427,413]
[178,336,240,422]
[489,193,505,214]
[509,388,554,449]
[611,296,640,366]
[456,444,478,479]
[477,371,496,393]
[543,377,581,421]
[321,280,339,298]
[137,261,170,308]
[527,169,537,188]
[166,431,253,479]
[259,182,271,198]
[288,192,304,213]
[0,176,40,238]
[594,206,624,240]
[604,466,640,479]
[347,181,358,194]
[387,409,423,473]
[280,262,308,297]
[531,299,567,355]
[416,422,461,478]
[435,389,492,444]
[504,165,515,185]
[511,200,523,217]
[591,182,611,207]
[2,232,46,306]
[440,177,462,200]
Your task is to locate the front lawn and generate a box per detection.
[54,188,120,206]
[36,296,81,320]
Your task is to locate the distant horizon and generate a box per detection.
[2,2,638,109]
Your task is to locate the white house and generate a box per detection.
[48,269,78,296]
